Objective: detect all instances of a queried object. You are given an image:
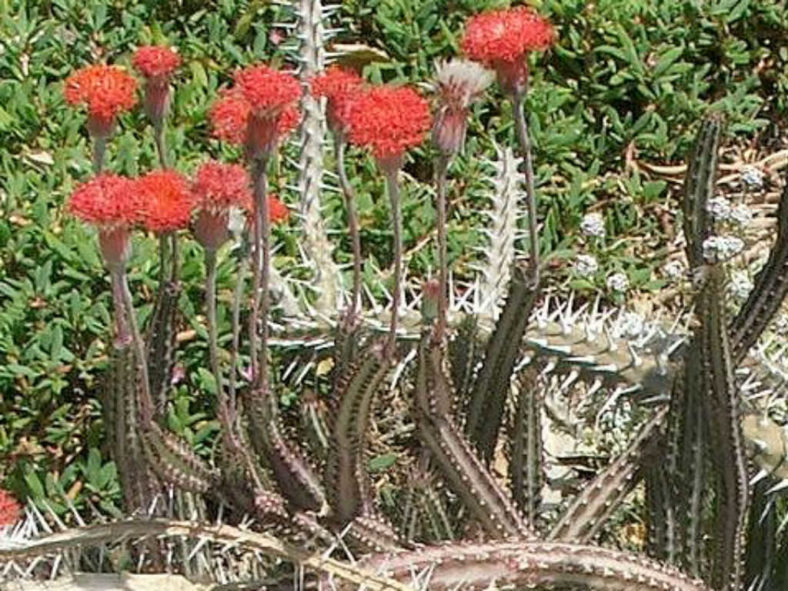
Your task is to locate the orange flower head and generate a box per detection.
[267,194,290,225]
[310,66,364,135]
[0,489,21,527]
[64,64,137,137]
[347,85,432,169]
[210,87,301,158]
[193,161,252,213]
[68,173,140,228]
[137,170,195,233]
[462,7,555,95]
[132,45,182,79]
[68,174,140,268]
[233,65,301,116]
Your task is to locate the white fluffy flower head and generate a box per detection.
[702,235,744,263]
[581,212,606,238]
[606,272,629,292]
[573,254,599,277]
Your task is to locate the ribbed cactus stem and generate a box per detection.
[297,0,341,316]
[479,146,522,317]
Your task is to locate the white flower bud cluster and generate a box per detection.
[606,272,629,292]
[702,235,744,263]
[662,259,686,280]
[581,212,606,238]
[705,197,753,228]
[728,271,753,301]
[740,165,765,190]
[573,254,599,277]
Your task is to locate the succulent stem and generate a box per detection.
[385,168,402,354]
[114,268,153,426]
[335,136,362,324]
[228,255,247,417]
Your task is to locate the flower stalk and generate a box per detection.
[512,90,540,287]
[335,135,363,325]
[384,167,403,354]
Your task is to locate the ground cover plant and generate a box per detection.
[4,0,788,590]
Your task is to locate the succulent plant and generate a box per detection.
[6,4,788,591]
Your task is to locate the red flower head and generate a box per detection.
[192,161,253,250]
[267,193,290,225]
[0,489,20,527]
[310,66,364,136]
[68,174,140,268]
[462,7,555,96]
[64,65,138,138]
[133,45,182,123]
[132,45,182,79]
[137,170,195,233]
[347,85,432,171]
[234,65,301,115]
[210,85,301,159]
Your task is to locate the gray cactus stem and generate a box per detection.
[110,269,130,345]
[335,135,362,324]
[385,168,403,353]
[512,89,540,288]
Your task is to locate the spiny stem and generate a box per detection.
[169,232,179,283]
[114,269,153,426]
[435,154,450,340]
[385,169,402,354]
[512,91,540,287]
[250,156,271,390]
[205,249,233,430]
[335,136,362,324]
[92,136,107,174]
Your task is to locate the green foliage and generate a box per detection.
[1,0,787,518]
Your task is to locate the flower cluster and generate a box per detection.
[310,66,364,135]
[210,65,301,158]
[193,161,252,214]
[137,170,195,233]
[192,161,253,249]
[346,85,432,168]
[64,64,138,137]
[702,235,744,263]
[68,174,140,228]
[132,45,182,79]
[580,212,606,238]
[462,6,555,95]
[0,489,20,527]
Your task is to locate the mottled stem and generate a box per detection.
[335,136,362,323]
[92,136,106,174]
[249,156,271,390]
[114,269,153,426]
[435,154,450,339]
[205,249,233,430]
[385,169,402,354]
[512,91,540,287]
